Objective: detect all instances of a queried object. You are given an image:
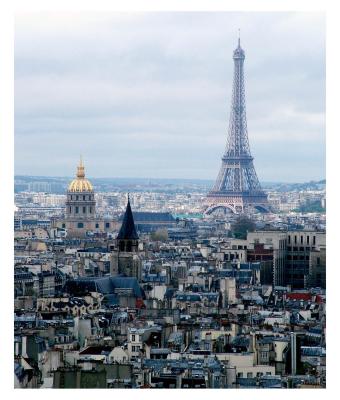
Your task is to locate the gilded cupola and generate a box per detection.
[68,157,94,192]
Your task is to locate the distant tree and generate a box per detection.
[150,228,168,242]
[294,200,325,213]
[230,215,256,239]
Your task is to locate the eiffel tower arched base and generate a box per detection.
[204,195,270,216]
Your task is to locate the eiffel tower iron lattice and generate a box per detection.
[205,38,270,215]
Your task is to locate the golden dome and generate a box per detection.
[68,158,94,192]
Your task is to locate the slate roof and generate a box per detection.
[232,336,250,348]
[143,358,221,374]
[78,247,109,253]
[14,272,34,280]
[241,294,264,304]
[150,348,170,355]
[14,363,25,382]
[63,276,145,299]
[117,198,139,240]
[79,345,113,355]
[121,212,175,222]
[103,293,119,306]
[164,288,176,300]
[301,346,325,357]
[259,376,282,388]
[257,336,275,345]
[176,293,201,302]
[237,377,257,387]
[167,332,183,345]
[143,274,167,283]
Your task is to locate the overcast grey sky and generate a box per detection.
[15,12,325,182]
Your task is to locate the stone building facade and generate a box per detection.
[53,158,114,238]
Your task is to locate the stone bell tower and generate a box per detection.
[110,196,142,280]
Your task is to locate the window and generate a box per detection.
[90,207,92,214]
[83,206,86,213]
[293,247,298,252]
[288,236,291,244]
[287,246,292,251]
[83,195,86,200]
[62,223,66,229]
[299,247,304,251]
[237,373,243,378]
[313,236,316,245]
[247,372,253,378]
[77,222,84,228]
[294,236,297,244]
[95,223,99,229]
[105,222,110,228]
[307,236,310,245]
[301,236,303,244]
[132,334,135,341]
[266,372,272,376]
[76,195,79,200]
[69,206,71,214]
[75,206,79,214]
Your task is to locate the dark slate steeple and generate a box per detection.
[117,196,139,240]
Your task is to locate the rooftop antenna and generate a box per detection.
[238,28,241,47]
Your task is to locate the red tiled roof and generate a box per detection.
[286,292,312,301]
[315,294,325,304]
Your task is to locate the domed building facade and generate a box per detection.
[65,158,96,221]
[53,158,116,238]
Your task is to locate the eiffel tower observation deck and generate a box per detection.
[205,37,270,215]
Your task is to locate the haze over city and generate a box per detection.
[15,12,325,182]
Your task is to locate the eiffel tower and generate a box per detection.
[205,37,270,215]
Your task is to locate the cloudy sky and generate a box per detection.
[15,12,325,182]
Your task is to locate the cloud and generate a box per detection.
[15,12,325,182]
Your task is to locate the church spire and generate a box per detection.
[117,196,139,240]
